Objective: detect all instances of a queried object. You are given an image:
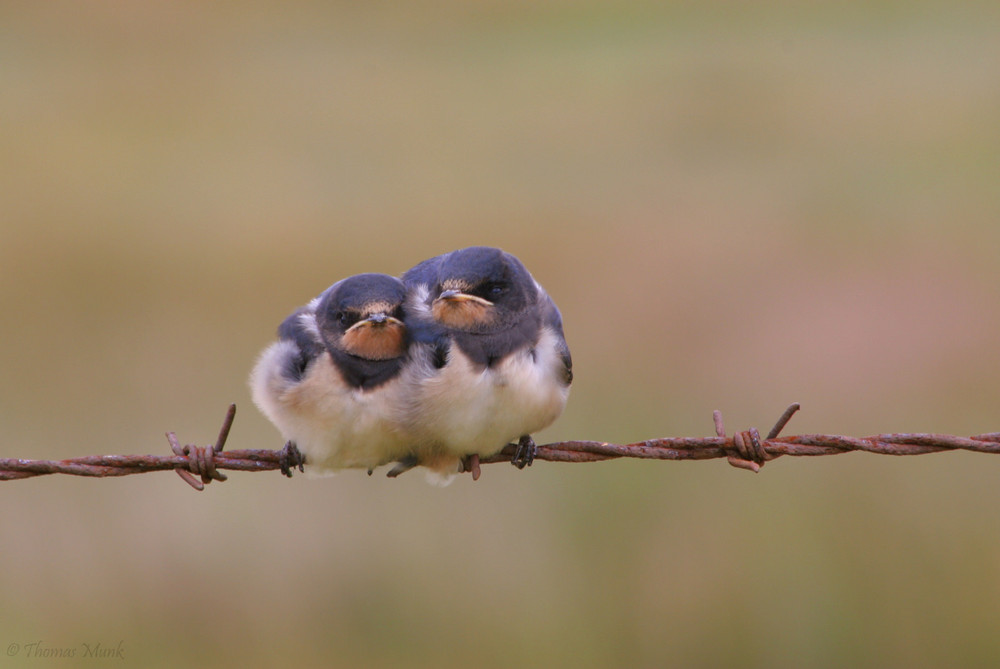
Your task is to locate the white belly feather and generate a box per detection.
[413,326,570,459]
[250,340,411,472]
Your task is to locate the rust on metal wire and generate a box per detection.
[1,403,998,491]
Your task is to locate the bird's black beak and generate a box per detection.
[346,313,402,333]
[436,290,493,307]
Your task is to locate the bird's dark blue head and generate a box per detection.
[428,246,538,332]
[316,273,408,360]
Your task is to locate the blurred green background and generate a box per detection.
[2,1,1000,667]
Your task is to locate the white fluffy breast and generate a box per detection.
[249,341,411,472]
[412,326,570,459]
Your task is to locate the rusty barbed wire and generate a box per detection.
[1,403,998,491]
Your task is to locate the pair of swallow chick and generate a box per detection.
[250,246,572,482]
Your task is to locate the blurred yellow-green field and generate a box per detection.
[2,2,1000,667]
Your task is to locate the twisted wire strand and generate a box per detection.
[1,403,997,491]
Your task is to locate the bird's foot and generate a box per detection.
[511,435,536,469]
[279,441,305,478]
[386,454,419,478]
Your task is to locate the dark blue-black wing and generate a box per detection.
[539,293,572,385]
[276,308,324,382]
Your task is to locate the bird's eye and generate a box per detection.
[470,282,506,300]
[336,311,355,327]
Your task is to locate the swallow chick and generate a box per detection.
[401,246,573,480]
[249,273,417,474]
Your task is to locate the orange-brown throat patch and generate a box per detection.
[341,319,406,360]
[432,294,495,330]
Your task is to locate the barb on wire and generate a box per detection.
[0,404,304,492]
[1,403,998,491]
